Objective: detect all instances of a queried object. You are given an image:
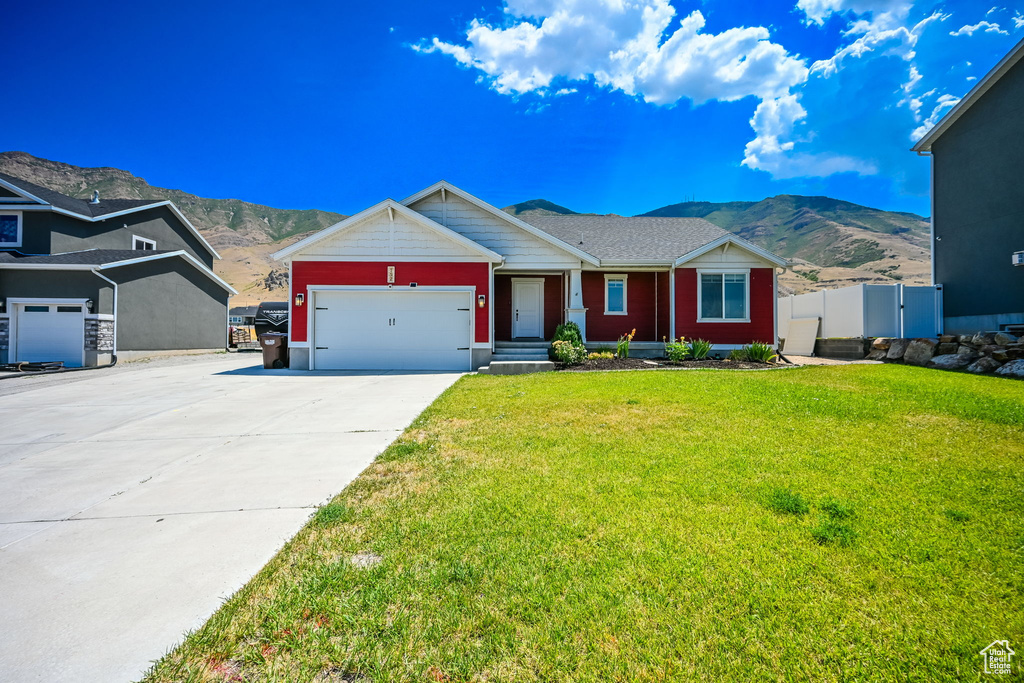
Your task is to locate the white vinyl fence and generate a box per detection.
[778,283,943,340]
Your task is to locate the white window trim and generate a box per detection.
[0,211,23,248]
[604,274,628,315]
[696,268,750,323]
[132,235,157,250]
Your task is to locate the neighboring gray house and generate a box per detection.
[913,36,1024,334]
[0,173,235,367]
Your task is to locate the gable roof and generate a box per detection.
[522,215,788,267]
[0,248,237,293]
[401,181,601,266]
[0,173,220,260]
[912,35,1024,153]
[272,198,504,262]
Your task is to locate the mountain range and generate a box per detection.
[0,152,930,301]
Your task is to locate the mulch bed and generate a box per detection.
[555,357,781,372]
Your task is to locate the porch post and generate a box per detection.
[669,266,676,342]
[566,267,587,342]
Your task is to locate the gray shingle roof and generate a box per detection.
[0,172,161,218]
[0,249,173,266]
[522,215,731,262]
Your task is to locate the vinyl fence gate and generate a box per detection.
[778,283,943,341]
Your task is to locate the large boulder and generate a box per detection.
[957,345,979,356]
[967,357,1003,374]
[872,337,893,350]
[887,338,911,360]
[959,334,975,344]
[936,342,959,355]
[929,354,974,370]
[992,348,1011,362]
[994,331,1019,346]
[866,348,888,360]
[995,360,1024,378]
[939,334,958,344]
[904,338,938,366]
[972,332,996,346]
[978,344,1001,357]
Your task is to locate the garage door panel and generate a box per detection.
[312,291,472,371]
[15,304,85,367]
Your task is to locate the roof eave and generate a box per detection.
[673,235,788,268]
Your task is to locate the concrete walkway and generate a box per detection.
[0,355,461,682]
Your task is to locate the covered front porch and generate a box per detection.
[492,268,672,349]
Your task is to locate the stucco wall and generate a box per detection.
[108,258,228,350]
[19,206,214,268]
[0,270,114,314]
[933,57,1024,321]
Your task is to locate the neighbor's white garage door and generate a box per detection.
[313,290,472,370]
[15,303,85,367]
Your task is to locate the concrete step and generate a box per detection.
[495,340,550,349]
[494,347,548,354]
[478,360,555,375]
[489,353,550,361]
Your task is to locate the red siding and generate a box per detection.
[674,268,776,344]
[583,271,664,342]
[494,274,563,340]
[291,261,490,343]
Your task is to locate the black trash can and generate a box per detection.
[259,333,289,369]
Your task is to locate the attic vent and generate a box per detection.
[579,232,584,245]
[90,190,100,204]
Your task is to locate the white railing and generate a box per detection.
[778,283,943,339]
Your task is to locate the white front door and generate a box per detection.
[15,303,86,367]
[512,279,543,338]
[312,290,472,371]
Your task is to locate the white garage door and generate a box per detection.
[313,290,473,371]
[15,303,85,367]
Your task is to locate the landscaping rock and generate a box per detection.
[936,342,959,355]
[978,344,1001,357]
[887,338,911,360]
[903,338,938,366]
[957,345,978,356]
[995,360,1024,378]
[972,332,996,346]
[959,334,975,344]
[866,348,888,360]
[872,337,893,350]
[967,356,1003,374]
[1007,347,1024,360]
[992,348,1010,362]
[939,334,958,343]
[994,331,1019,345]
[929,354,975,370]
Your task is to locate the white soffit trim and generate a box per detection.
[98,249,238,294]
[674,234,788,268]
[400,180,601,266]
[271,198,504,262]
[0,177,48,204]
[912,35,1024,153]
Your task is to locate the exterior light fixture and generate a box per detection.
[478,294,486,308]
[294,293,305,306]
[85,299,94,313]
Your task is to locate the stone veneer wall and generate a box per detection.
[867,331,1024,378]
[0,317,8,362]
[85,319,114,352]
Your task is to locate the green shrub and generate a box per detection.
[588,351,614,359]
[552,340,587,365]
[552,322,583,346]
[810,520,858,546]
[664,337,688,361]
[686,338,713,360]
[765,488,810,515]
[728,348,748,361]
[741,342,778,363]
[616,329,636,358]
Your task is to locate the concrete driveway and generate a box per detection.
[0,354,462,682]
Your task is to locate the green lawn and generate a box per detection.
[145,365,1024,682]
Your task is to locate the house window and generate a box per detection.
[132,235,156,250]
[699,271,749,321]
[0,211,22,247]
[604,275,627,315]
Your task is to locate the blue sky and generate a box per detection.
[4,0,1021,218]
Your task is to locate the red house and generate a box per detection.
[273,182,787,371]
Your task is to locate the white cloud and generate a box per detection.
[796,0,913,26]
[1013,12,1024,29]
[949,21,1008,36]
[911,94,961,140]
